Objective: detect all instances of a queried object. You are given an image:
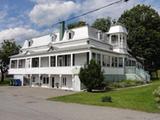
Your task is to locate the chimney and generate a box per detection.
[59,21,65,41]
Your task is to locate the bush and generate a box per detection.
[0,79,10,86]
[153,86,160,104]
[79,59,104,92]
[101,96,112,102]
[109,80,144,88]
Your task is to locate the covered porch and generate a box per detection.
[26,74,79,91]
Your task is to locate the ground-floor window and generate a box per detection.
[119,57,123,67]
[62,77,67,86]
[43,77,49,84]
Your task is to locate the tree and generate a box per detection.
[79,59,104,92]
[118,5,160,76]
[0,40,20,82]
[92,17,111,32]
[67,21,86,29]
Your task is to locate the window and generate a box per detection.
[40,57,49,67]
[50,33,57,42]
[50,56,56,67]
[69,33,72,39]
[131,60,136,66]
[103,55,110,67]
[111,57,115,67]
[18,59,25,68]
[11,60,17,68]
[62,77,67,86]
[32,77,35,82]
[119,57,123,67]
[111,35,118,44]
[43,77,49,84]
[57,55,71,66]
[106,56,110,67]
[97,54,101,65]
[98,31,103,40]
[28,40,33,47]
[92,53,96,60]
[67,31,74,40]
[32,58,39,67]
[115,57,118,67]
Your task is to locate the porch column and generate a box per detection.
[110,56,112,67]
[30,58,32,68]
[30,74,32,87]
[55,55,57,67]
[49,56,51,67]
[100,54,103,66]
[38,74,41,86]
[9,59,11,69]
[89,51,92,61]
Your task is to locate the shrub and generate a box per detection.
[79,59,104,92]
[153,86,160,104]
[101,96,112,102]
[109,80,144,88]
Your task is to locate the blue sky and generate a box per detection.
[0,0,159,44]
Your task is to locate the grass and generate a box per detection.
[49,80,160,113]
[0,79,10,86]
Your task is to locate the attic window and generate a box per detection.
[50,33,57,42]
[67,30,74,40]
[28,40,33,47]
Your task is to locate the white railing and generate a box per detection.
[125,66,150,81]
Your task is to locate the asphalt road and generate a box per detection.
[0,86,160,120]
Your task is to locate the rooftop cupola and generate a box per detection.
[107,24,128,54]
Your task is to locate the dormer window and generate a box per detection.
[98,31,103,40]
[67,30,74,40]
[50,33,57,42]
[28,39,33,47]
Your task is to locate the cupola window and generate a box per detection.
[98,31,103,40]
[111,35,118,44]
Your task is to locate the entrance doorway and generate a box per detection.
[51,77,54,88]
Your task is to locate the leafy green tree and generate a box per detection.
[92,17,111,32]
[79,59,104,92]
[67,21,86,29]
[0,40,20,82]
[118,5,160,76]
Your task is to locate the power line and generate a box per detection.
[51,0,129,28]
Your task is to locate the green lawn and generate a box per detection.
[49,80,160,113]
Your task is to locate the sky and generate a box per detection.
[0,0,159,44]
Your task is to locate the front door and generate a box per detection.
[51,77,54,88]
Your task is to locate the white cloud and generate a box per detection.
[0,27,40,44]
[77,0,139,23]
[29,0,79,26]
[29,0,141,26]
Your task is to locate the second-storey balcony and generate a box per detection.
[9,52,89,75]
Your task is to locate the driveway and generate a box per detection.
[0,86,160,120]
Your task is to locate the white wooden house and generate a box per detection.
[8,23,150,91]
